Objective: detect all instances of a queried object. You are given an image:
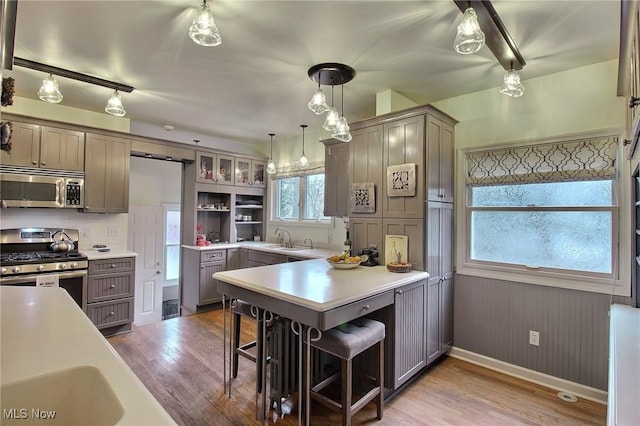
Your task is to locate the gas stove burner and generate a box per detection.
[9,252,42,261]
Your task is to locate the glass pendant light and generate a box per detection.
[267,133,277,174]
[308,71,329,115]
[105,90,126,116]
[37,74,63,104]
[454,7,485,54]
[500,69,525,97]
[322,85,340,132]
[332,85,352,142]
[189,0,222,47]
[298,124,309,169]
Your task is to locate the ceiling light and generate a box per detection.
[308,63,355,136]
[332,84,352,142]
[37,74,63,103]
[267,133,276,174]
[189,0,222,47]
[454,7,485,54]
[298,124,309,169]
[500,69,524,97]
[308,71,330,115]
[105,90,126,116]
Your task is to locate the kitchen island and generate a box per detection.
[214,259,429,425]
[0,286,175,425]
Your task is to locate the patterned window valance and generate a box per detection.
[465,135,619,187]
[273,161,324,180]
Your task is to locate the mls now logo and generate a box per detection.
[3,408,57,419]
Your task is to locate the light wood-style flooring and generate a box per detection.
[108,309,606,426]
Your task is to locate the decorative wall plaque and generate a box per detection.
[351,183,375,213]
[387,163,416,196]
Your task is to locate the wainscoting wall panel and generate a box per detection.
[453,274,630,390]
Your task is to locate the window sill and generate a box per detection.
[268,219,331,229]
[456,264,630,297]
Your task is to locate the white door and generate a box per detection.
[128,205,164,326]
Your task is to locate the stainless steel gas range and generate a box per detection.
[0,228,88,311]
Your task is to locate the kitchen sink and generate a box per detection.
[0,365,124,425]
[263,244,307,252]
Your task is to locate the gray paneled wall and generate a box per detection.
[453,274,630,391]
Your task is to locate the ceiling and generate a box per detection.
[4,0,621,151]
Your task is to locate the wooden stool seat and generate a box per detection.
[310,318,385,426]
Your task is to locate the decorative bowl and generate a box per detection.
[326,258,360,270]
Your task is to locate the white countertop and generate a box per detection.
[214,258,429,312]
[182,241,336,259]
[0,287,175,425]
[81,249,138,260]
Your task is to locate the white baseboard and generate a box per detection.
[448,347,608,405]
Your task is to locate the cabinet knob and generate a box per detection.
[109,311,115,316]
[396,290,403,295]
[110,264,116,268]
[110,284,116,288]
[41,161,46,165]
[32,160,37,165]
[363,304,370,310]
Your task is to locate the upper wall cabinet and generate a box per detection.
[426,115,454,203]
[322,138,350,218]
[235,157,266,188]
[84,133,130,213]
[196,151,235,185]
[0,122,85,171]
[349,125,384,218]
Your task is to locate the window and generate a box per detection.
[164,204,181,285]
[274,174,328,221]
[462,134,619,287]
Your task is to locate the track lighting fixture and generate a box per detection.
[37,74,63,104]
[500,69,524,97]
[105,90,126,117]
[454,6,485,54]
[189,0,222,47]
[267,133,276,174]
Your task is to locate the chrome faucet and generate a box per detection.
[304,238,314,249]
[275,227,293,248]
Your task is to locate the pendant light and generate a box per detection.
[189,0,222,47]
[332,84,352,142]
[308,71,330,115]
[37,74,63,104]
[322,85,340,132]
[500,68,524,97]
[298,124,309,169]
[267,133,277,174]
[105,90,126,117]
[454,6,485,54]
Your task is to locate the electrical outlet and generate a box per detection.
[107,227,118,237]
[82,227,91,238]
[529,330,540,346]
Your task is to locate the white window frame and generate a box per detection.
[455,129,631,296]
[269,173,331,228]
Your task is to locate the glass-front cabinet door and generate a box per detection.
[235,158,251,186]
[252,160,266,188]
[197,151,216,183]
[215,154,234,185]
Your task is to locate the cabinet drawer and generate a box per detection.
[88,297,134,329]
[201,250,226,262]
[89,257,135,275]
[87,272,134,303]
[321,290,394,330]
[248,250,286,265]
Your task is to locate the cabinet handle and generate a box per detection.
[32,160,37,165]
[396,290,403,295]
[109,311,115,316]
[110,264,116,268]
[41,161,46,165]
[363,304,370,310]
[201,265,205,269]
[110,284,116,288]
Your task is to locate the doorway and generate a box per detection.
[128,156,182,325]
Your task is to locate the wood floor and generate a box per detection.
[108,309,606,426]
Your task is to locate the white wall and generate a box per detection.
[129,156,182,205]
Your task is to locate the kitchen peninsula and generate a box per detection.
[214,259,430,425]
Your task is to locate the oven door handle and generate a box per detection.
[0,270,88,285]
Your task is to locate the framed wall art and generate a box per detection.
[351,183,375,213]
[387,163,416,196]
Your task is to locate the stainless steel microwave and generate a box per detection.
[0,169,84,208]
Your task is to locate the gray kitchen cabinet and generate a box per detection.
[84,133,130,213]
[350,217,383,256]
[392,278,428,388]
[426,201,454,364]
[196,150,235,185]
[235,157,266,188]
[246,249,287,267]
[0,122,85,171]
[382,115,425,219]
[182,249,226,312]
[87,257,135,337]
[426,115,454,203]
[227,248,242,270]
[322,138,350,218]
[349,125,384,218]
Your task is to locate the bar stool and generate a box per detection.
[310,318,385,426]
[232,300,259,378]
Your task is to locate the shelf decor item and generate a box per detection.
[387,163,416,196]
[1,77,15,107]
[351,182,375,213]
[385,234,408,265]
